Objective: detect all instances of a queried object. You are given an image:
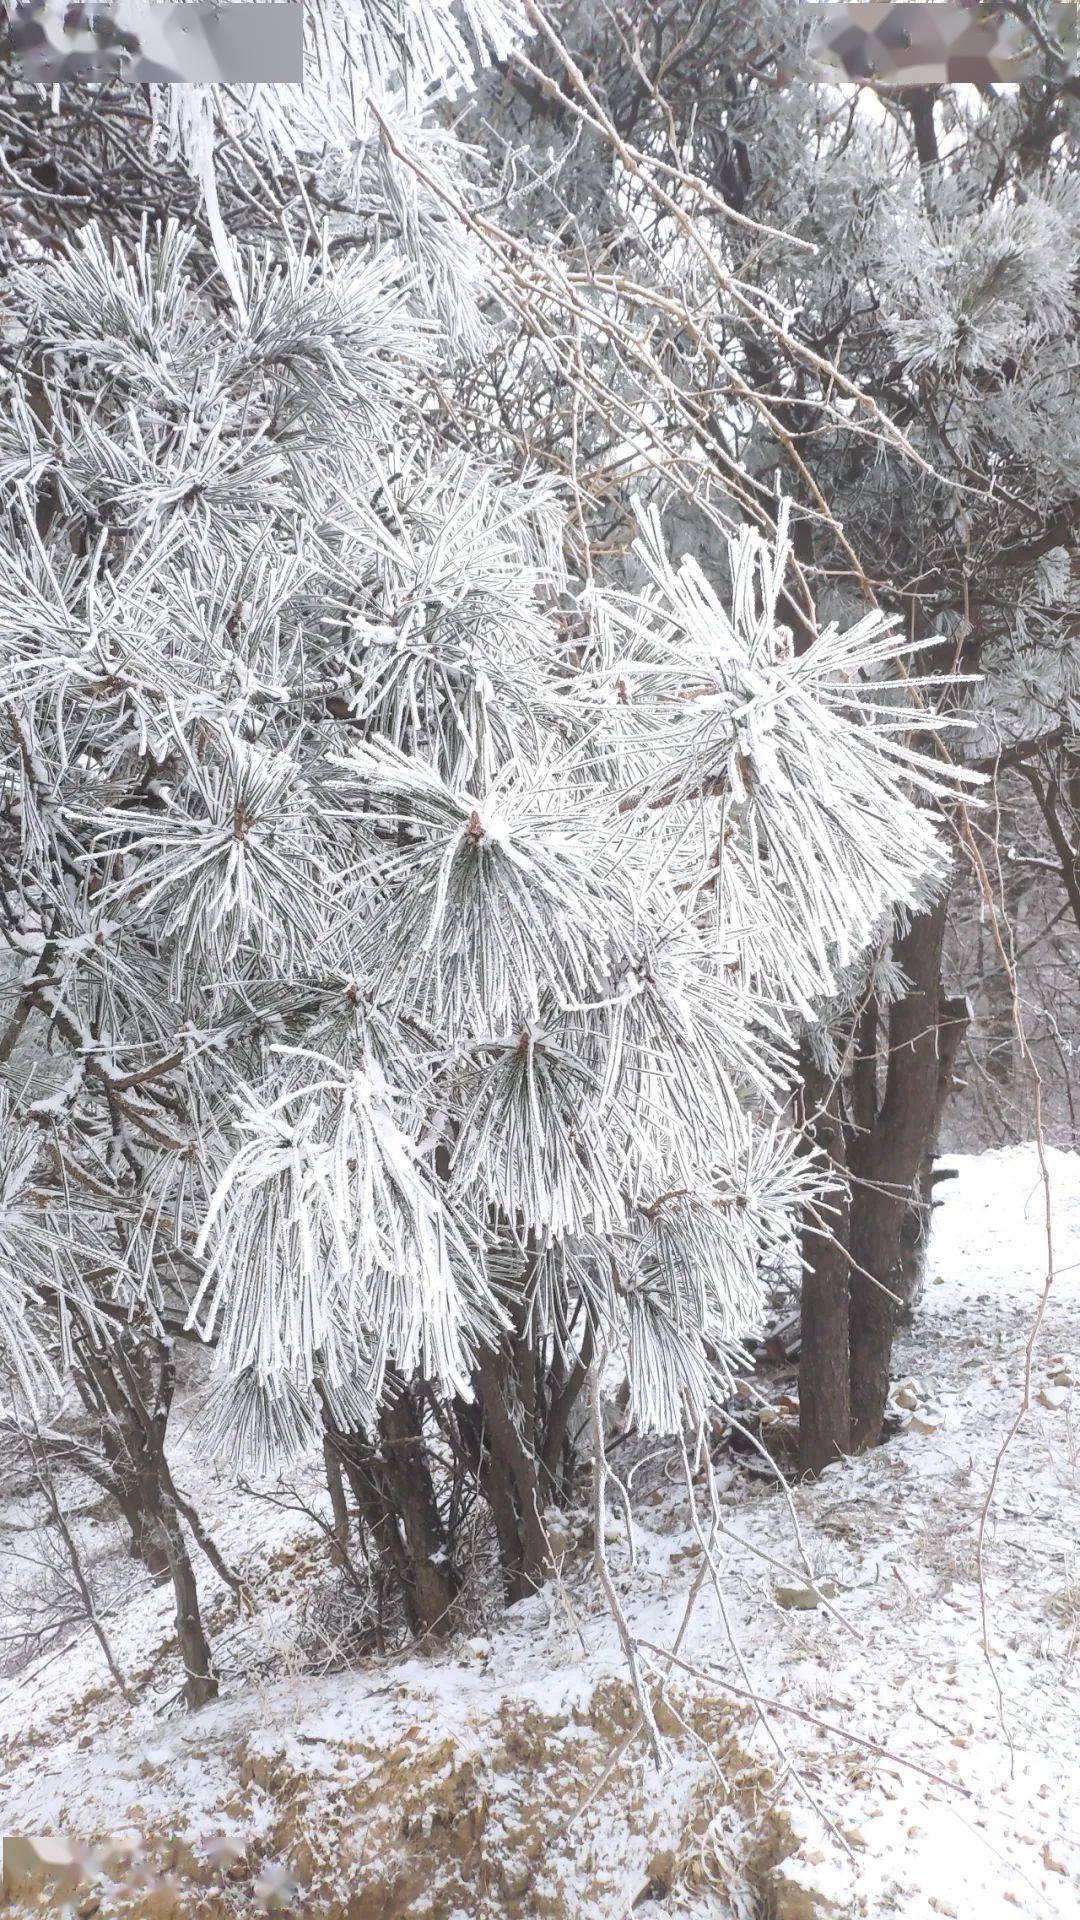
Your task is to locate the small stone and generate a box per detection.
[773,1580,837,1611]
[543,1512,573,1556]
[642,1846,677,1896]
[464,1636,490,1661]
[1037,1385,1068,1411]
[894,1385,920,1410]
[1043,1839,1070,1876]
[1049,1367,1073,1388]
[911,1413,942,1434]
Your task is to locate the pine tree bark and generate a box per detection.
[156,1489,219,1709]
[474,1346,551,1600]
[898,990,970,1313]
[322,1431,352,1559]
[72,1357,171,1578]
[319,1383,459,1639]
[76,1336,218,1706]
[848,899,949,1451]
[377,1383,459,1634]
[326,1421,420,1622]
[797,1042,852,1476]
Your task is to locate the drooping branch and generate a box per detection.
[1019,762,1080,936]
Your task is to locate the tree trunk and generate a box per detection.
[326,1419,420,1625]
[797,1041,852,1476]
[377,1383,459,1635]
[319,1384,458,1639]
[156,1488,219,1708]
[540,1320,592,1496]
[848,899,949,1451]
[898,991,970,1314]
[474,1345,551,1601]
[982,794,1025,1097]
[76,1335,218,1706]
[320,1326,587,1624]
[322,1431,352,1560]
[73,1358,171,1578]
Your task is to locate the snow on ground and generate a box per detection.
[714,1141,1080,1919]
[1,1144,1079,1917]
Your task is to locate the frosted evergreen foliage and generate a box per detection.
[468,5,1079,791]
[146,0,523,335]
[743,77,1080,763]
[0,184,962,1458]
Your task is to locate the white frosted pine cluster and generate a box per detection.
[0,0,965,1466]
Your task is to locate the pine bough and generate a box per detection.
[0,4,964,1632]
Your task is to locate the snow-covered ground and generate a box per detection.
[2,1144,1079,1917]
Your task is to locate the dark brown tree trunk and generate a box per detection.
[319,1382,458,1639]
[898,990,970,1313]
[540,1319,593,1495]
[121,1344,219,1708]
[981,795,1025,1098]
[326,1420,420,1625]
[72,1358,171,1578]
[797,1041,852,1476]
[156,1488,219,1708]
[319,1323,590,1627]
[474,1345,551,1601]
[322,1430,352,1560]
[76,1335,218,1707]
[848,899,949,1451]
[377,1383,459,1634]
[1021,760,1080,939]
[113,1473,173,1579]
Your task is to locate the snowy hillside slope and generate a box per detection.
[1,1144,1078,1917]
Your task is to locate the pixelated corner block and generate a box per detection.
[2,1835,90,1897]
[803,3,1078,86]
[0,1834,291,1906]
[1,1834,142,1898]
[0,2,304,83]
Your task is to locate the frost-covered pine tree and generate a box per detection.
[0,0,965,1648]
[460,0,1080,1464]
